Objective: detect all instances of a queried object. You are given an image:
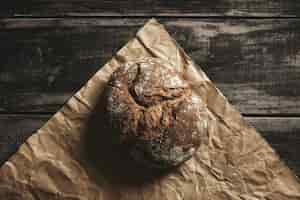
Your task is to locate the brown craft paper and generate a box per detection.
[1,19,300,200]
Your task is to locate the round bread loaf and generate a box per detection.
[104,57,208,169]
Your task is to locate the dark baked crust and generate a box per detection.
[104,58,208,169]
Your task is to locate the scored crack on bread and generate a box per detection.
[104,57,209,169]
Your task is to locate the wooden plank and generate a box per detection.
[247,117,300,177]
[1,0,300,17]
[0,18,300,114]
[0,115,49,165]
[0,115,299,176]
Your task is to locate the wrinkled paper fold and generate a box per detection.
[1,19,300,200]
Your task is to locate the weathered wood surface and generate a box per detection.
[0,18,299,114]
[247,117,300,177]
[1,0,300,17]
[0,115,48,165]
[0,115,299,176]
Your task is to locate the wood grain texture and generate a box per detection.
[1,0,300,17]
[0,115,299,176]
[247,117,300,177]
[0,115,48,165]
[0,18,299,114]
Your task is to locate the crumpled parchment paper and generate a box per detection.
[0,19,299,200]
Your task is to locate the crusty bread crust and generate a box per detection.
[104,58,208,168]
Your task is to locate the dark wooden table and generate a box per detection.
[0,1,300,177]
